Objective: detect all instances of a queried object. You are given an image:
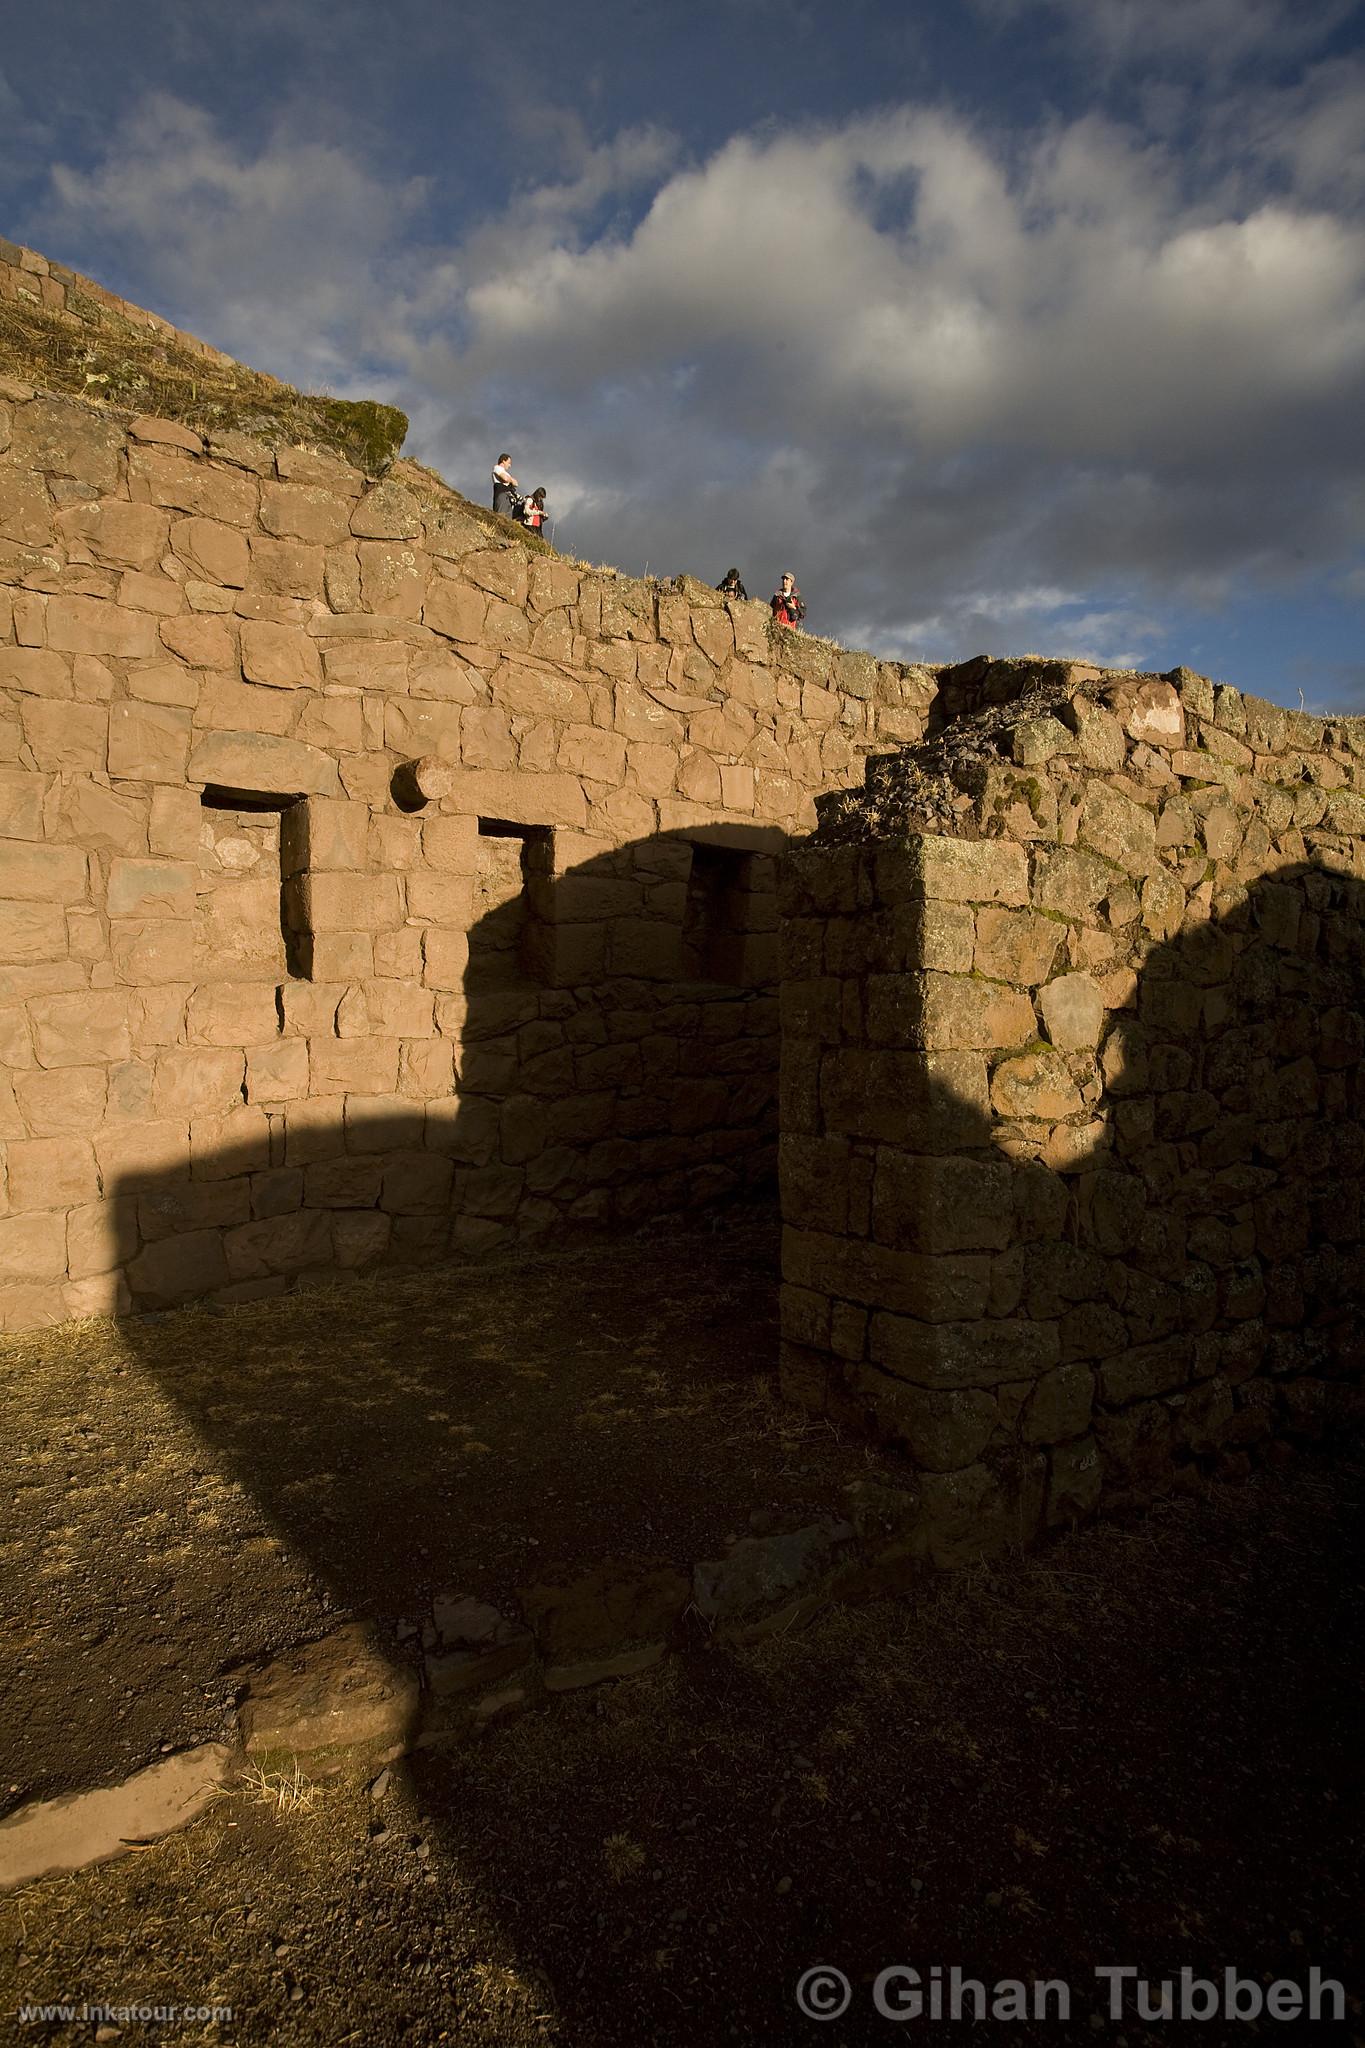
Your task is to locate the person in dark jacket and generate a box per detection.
[717,567,747,600]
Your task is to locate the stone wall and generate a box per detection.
[779,664,1365,1563]
[0,316,937,1329]
[0,236,239,367]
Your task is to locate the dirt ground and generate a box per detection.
[2,1208,894,1807]
[2,1214,1363,2046]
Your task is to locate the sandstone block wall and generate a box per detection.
[0,317,937,1329]
[780,667,1365,1562]
[0,237,239,367]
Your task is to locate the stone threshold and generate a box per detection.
[0,1484,920,1891]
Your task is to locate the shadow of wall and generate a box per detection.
[51,824,786,1790]
[779,852,1365,1562]
[107,822,782,1314]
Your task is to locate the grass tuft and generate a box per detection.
[0,297,407,474]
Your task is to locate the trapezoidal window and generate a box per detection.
[466,819,555,991]
[681,843,755,985]
[196,787,307,981]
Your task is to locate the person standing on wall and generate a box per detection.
[492,453,518,517]
[771,570,806,627]
[523,487,548,534]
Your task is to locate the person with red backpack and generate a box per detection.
[771,571,806,627]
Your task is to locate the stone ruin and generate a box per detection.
[779,659,1365,1557]
[2,239,1362,1564]
[0,237,931,1328]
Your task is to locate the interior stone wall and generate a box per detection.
[779,665,1365,1563]
[0,345,936,1330]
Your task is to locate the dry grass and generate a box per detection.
[241,1759,321,1817]
[0,294,406,473]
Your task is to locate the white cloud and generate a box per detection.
[25,60,1365,679]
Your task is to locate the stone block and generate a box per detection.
[11,395,123,487]
[819,1047,989,1151]
[872,1153,1014,1253]
[127,1229,231,1307]
[846,1369,1002,1469]
[1022,1361,1094,1444]
[259,482,352,546]
[381,1153,454,1213]
[0,1211,68,1282]
[974,907,1065,985]
[870,972,1036,1052]
[188,730,341,797]
[13,1065,106,1134]
[56,499,169,569]
[280,796,370,876]
[876,835,1028,907]
[1038,971,1104,1050]
[245,1039,310,1102]
[158,613,237,668]
[20,699,108,774]
[44,597,157,659]
[152,1048,247,1117]
[1077,781,1158,876]
[169,515,250,587]
[190,1105,271,1178]
[109,921,194,983]
[31,991,129,1067]
[1111,676,1184,748]
[869,1312,1060,1390]
[94,1119,191,1193]
[990,1048,1082,1120]
[405,872,473,926]
[241,617,323,691]
[138,1177,251,1241]
[186,983,282,1046]
[1098,1338,1193,1406]
[108,702,192,785]
[6,1135,99,1209]
[1032,846,1111,920]
[309,1036,400,1095]
[304,1156,383,1208]
[287,870,403,933]
[67,1196,140,1281]
[0,648,71,699]
[0,900,67,962]
[0,841,87,904]
[561,721,630,786]
[107,858,196,920]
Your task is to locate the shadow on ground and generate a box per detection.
[3,847,1364,2039]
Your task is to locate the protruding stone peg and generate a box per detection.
[392,754,456,808]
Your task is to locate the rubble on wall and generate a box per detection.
[779,661,1365,1561]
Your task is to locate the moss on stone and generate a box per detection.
[0,296,407,474]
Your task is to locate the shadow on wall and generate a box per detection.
[108,821,783,1311]
[780,857,1365,1561]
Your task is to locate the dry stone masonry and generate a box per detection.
[0,240,935,1329]
[4,236,1362,1572]
[780,660,1365,1558]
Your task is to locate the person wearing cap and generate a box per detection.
[771,571,805,627]
[491,453,518,518]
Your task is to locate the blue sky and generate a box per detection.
[4,0,1364,709]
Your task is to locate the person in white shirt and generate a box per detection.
[491,453,518,517]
